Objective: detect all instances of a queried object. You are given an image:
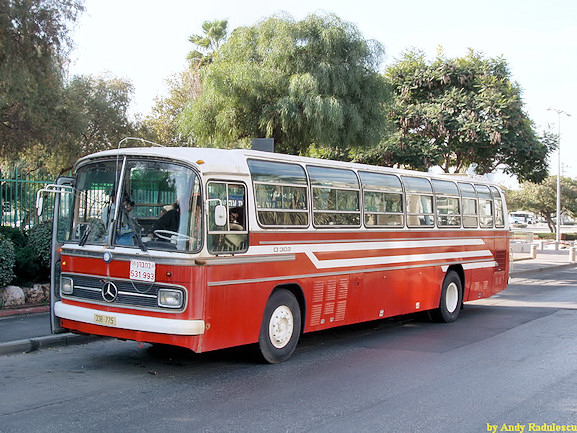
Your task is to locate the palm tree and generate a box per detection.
[187,20,228,66]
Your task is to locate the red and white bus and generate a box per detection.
[40,146,509,363]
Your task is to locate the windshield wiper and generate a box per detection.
[79,223,92,246]
[122,207,147,252]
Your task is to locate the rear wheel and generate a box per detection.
[258,289,301,364]
[430,270,462,323]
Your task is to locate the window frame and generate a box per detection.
[432,179,461,228]
[475,184,494,229]
[359,171,404,228]
[307,165,361,228]
[247,159,309,228]
[207,180,248,254]
[402,176,435,228]
[458,182,479,229]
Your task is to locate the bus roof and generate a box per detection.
[76,146,499,187]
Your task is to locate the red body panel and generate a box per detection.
[59,229,509,353]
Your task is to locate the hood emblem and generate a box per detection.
[101,281,118,303]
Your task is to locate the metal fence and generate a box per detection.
[1,168,57,230]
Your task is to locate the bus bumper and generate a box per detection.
[54,302,205,335]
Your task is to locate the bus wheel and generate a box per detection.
[258,289,301,364]
[430,270,462,323]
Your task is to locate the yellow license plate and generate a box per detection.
[94,313,116,326]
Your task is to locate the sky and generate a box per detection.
[69,0,577,181]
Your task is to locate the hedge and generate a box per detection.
[0,222,52,286]
[0,234,15,287]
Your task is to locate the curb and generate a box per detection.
[0,333,103,356]
[0,305,50,318]
[510,262,577,278]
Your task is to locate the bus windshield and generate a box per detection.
[69,159,202,252]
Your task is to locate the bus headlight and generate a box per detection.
[61,277,74,295]
[158,289,183,309]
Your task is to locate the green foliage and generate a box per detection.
[535,232,555,240]
[23,74,136,174]
[0,0,84,163]
[180,13,390,156]
[0,223,52,285]
[144,20,229,145]
[144,69,201,146]
[0,234,15,287]
[533,232,577,241]
[0,226,27,249]
[27,220,53,268]
[383,49,553,182]
[188,20,228,66]
[506,176,577,233]
[0,1,138,175]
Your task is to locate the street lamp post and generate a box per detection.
[548,108,571,248]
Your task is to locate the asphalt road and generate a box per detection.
[2,268,577,433]
[0,312,51,343]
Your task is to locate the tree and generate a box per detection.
[187,19,228,66]
[381,49,553,182]
[22,74,136,174]
[144,69,201,146]
[179,13,390,155]
[0,0,84,161]
[506,176,577,232]
[145,20,227,145]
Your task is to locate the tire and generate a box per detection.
[258,289,301,364]
[430,270,462,323]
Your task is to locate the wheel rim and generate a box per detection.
[445,281,459,313]
[268,305,294,349]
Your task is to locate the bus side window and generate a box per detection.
[359,171,404,228]
[402,176,434,227]
[458,183,478,228]
[247,159,309,227]
[207,182,247,253]
[432,180,461,227]
[475,185,494,228]
[490,186,506,227]
[307,166,360,227]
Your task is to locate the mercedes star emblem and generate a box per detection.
[101,281,118,303]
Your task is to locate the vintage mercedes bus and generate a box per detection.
[39,145,509,363]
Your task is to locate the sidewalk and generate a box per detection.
[1,249,575,357]
[0,307,101,356]
[509,248,577,277]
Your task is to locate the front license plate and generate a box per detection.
[94,313,116,327]
[130,259,156,282]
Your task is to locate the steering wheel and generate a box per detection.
[153,230,193,242]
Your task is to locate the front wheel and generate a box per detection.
[429,270,462,323]
[258,289,301,364]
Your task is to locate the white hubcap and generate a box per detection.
[445,282,459,313]
[269,305,294,349]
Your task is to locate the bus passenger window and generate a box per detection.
[359,171,404,227]
[402,176,434,227]
[436,196,460,226]
[406,194,434,226]
[475,185,494,228]
[248,159,309,227]
[208,182,247,253]
[308,166,360,227]
[462,198,478,228]
[458,182,478,228]
[432,180,461,227]
[490,186,506,227]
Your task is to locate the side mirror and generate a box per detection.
[36,194,44,217]
[214,204,227,227]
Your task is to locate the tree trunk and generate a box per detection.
[545,215,555,233]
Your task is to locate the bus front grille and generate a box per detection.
[61,273,186,312]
